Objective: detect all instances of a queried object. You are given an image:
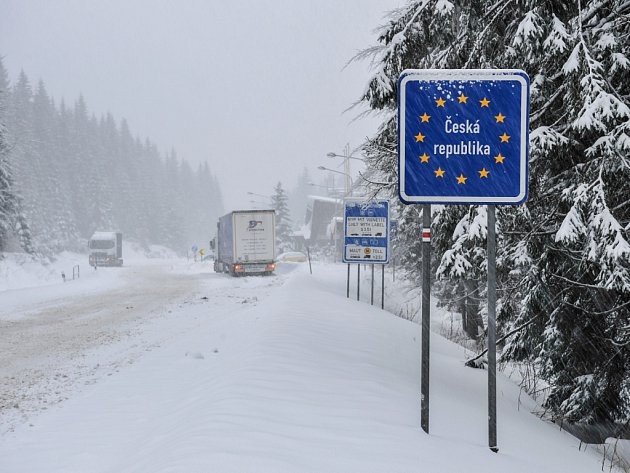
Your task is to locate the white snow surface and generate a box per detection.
[0,251,610,472]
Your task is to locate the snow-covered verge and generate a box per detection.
[354,264,630,470]
[0,261,615,472]
[0,241,179,292]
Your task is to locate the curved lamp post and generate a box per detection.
[317,166,354,197]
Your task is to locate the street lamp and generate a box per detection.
[308,182,344,198]
[317,166,354,196]
[326,151,366,162]
[247,191,271,200]
[326,143,365,195]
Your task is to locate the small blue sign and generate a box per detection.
[343,199,390,264]
[398,69,529,204]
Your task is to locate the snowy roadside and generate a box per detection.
[0,261,611,472]
[323,261,629,471]
[0,246,292,437]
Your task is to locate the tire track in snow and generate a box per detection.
[0,263,287,435]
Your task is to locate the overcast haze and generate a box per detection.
[0,0,402,210]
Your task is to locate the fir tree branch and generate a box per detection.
[550,271,608,289]
[465,313,543,367]
[560,296,630,316]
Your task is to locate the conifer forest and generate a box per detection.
[0,59,223,255]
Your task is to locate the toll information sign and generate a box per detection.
[398,69,529,205]
[343,199,390,264]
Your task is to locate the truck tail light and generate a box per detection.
[267,263,276,271]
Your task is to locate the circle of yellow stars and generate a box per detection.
[415,92,510,186]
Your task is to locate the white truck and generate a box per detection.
[88,231,123,267]
[212,210,276,276]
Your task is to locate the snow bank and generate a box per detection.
[0,242,178,293]
[0,262,609,472]
[0,251,84,292]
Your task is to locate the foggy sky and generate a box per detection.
[0,0,402,210]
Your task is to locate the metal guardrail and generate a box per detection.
[62,265,80,282]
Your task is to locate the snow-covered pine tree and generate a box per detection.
[31,79,61,250]
[271,182,292,253]
[501,0,630,426]
[435,205,488,340]
[356,1,630,425]
[7,71,37,221]
[0,59,32,254]
[0,121,17,252]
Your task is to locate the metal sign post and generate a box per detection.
[371,264,375,305]
[487,204,498,452]
[421,204,431,434]
[347,264,350,298]
[398,69,529,451]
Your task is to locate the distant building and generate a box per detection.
[300,195,342,247]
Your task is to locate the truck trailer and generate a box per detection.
[88,231,123,267]
[212,210,276,276]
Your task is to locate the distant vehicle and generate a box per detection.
[88,231,123,267]
[278,251,307,263]
[211,210,276,276]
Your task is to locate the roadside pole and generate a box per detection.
[357,264,360,301]
[488,205,498,453]
[307,247,312,275]
[381,264,385,310]
[421,204,431,434]
[370,264,375,305]
[347,264,350,298]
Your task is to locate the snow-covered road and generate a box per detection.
[0,259,287,435]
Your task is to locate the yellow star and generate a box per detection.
[480,97,490,107]
[415,132,426,143]
[435,97,446,107]
[500,132,511,143]
[434,167,445,178]
[420,112,431,123]
[479,168,490,178]
[419,153,430,163]
[458,93,468,104]
[495,112,506,123]
[456,174,467,184]
[495,153,505,164]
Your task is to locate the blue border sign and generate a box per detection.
[343,199,390,264]
[398,69,529,204]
